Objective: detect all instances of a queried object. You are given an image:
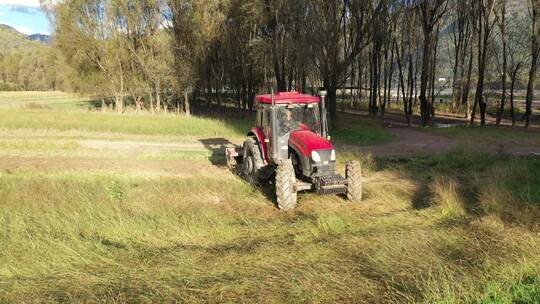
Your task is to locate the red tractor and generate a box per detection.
[226,91,362,211]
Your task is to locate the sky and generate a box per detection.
[0,0,50,35]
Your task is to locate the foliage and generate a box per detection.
[0,24,42,57]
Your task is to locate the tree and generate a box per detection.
[470,0,496,126]
[418,0,448,126]
[53,0,134,113]
[495,0,508,125]
[169,0,229,115]
[449,0,473,112]
[525,0,540,127]
[308,0,374,121]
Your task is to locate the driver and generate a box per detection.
[280,108,296,135]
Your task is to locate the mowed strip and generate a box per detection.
[0,136,232,178]
[0,156,228,178]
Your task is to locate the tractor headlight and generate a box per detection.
[330,149,336,161]
[311,151,321,162]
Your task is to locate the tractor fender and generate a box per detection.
[247,127,269,164]
[288,143,311,176]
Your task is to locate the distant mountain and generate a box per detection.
[0,24,46,56]
[28,33,51,44]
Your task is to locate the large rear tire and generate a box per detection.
[276,159,297,211]
[346,160,362,202]
[243,138,265,185]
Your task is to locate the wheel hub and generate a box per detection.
[244,155,254,175]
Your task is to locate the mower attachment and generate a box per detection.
[314,174,347,195]
[225,146,243,169]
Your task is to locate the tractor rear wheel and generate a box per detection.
[346,160,362,202]
[243,138,265,185]
[275,159,297,211]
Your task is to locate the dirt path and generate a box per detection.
[76,132,540,158]
[2,128,538,177]
[346,127,458,156]
[347,126,540,157]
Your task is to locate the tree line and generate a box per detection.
[6,0,539,127]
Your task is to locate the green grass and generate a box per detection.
[1,148,539,303]
[332,115,396,145]
[0,93,394,146]
[0,91,95,111]
[0,108,251,140]
[0,138,80,151]
[0,91,539,303]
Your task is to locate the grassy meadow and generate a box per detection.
[0,92,539,303]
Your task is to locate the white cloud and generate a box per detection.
[0,1,41,7]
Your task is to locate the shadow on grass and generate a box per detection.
[373,148,540,226]
[192,103,396,147]
[192,103,254,137]
[199,138,235,167]
[199,135,278,207]
[411,183,433,210]
[86,99,103,110]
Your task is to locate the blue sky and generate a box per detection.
[0,0,50,35]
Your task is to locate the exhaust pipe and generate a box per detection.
[271,87,279,162]
[319,90,328,139]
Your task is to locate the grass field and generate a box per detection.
[0,92,539,303]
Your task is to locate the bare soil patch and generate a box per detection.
[353,127,458,156]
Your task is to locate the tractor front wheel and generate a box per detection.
[346,160,362,202]
[243,138,264,185]
[275,159,297,211]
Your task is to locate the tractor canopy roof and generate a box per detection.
[255,91,320,104]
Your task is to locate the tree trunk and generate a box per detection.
[118,61,124,114]
[463,40,474,119]
[155,81,161,112]
[326,83,338,123]
[524,55,538,128]
[510,63,522,127]
[451,37,462,110]
[184,89,191,116]
[408,50,414,117]
[496,3,507,126]
[419,28,432,126]
[430,25,440,117]
[149,89,155,113]
[525,6,539,128]
[395,41,411,125]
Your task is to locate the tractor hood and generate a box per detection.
[288,130,333,156]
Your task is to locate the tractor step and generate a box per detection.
[295,181,312,192]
